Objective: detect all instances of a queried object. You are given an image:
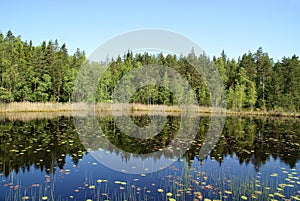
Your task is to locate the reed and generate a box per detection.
[0,102,299,118]
[0,102,74,112]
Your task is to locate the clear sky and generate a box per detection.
[1,0,299,61]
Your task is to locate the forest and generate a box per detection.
[0,30,299,112]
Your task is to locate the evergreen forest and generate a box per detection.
[0,31,299,112]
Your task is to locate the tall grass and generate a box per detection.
[0,102,299,118]
[0,102,211,113]
[0,102,74,112]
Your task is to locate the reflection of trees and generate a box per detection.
[252,118,300,169]
[1,115,299,176]
[100,115,180,154]
[0,117,86,177]
[208,117,300,170]
[96,115,300,170]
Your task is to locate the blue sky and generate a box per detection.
[1,0,299,61]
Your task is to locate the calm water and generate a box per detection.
[0,113,300,201]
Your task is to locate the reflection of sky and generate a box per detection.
[90,150,179,174]
[1,153,300,201]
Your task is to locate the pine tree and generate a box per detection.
[254,47,273,110]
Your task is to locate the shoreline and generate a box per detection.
[0,102,299,118]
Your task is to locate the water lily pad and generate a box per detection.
[157,188,164,193]
[270,173,278,177]
[282,171,288,174]
[166,192,172,196]
[291,196,300,200]
[251,194,257,199]
[274,192,285,198]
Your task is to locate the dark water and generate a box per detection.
[0,114,300,201]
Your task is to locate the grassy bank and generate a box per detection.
[0,102,207,113]
[0,102,299,118]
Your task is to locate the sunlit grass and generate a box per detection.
[0,102,299,117]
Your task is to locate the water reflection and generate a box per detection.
[0,113,299,177]
[0,116,86,177]
[210,117,300,170]
[93,115,300,172]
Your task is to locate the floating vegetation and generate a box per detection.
[1,115,300,200]
[157,189,164,193]
[270,173,278,177]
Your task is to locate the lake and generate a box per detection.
[0,112,300,201]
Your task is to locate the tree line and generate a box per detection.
[0,30,85,102]
[0,30,299,112]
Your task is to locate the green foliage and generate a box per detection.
[0,30,299,112]
[246,81,257,111]
[0,30,85,103]
[0,87,13,102]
